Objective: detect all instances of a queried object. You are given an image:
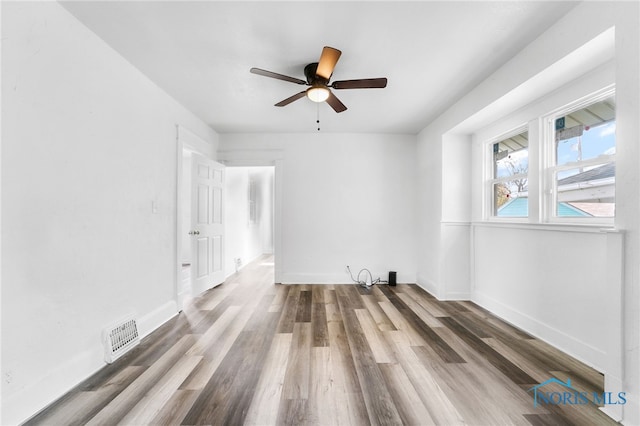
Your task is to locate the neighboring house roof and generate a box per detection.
[497,197,528,217]
[497,197,591,217]
[569,202,615,217]
[557,162,615,186]
[558,203,592,217]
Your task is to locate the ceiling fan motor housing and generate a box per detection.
[304,62,328,85]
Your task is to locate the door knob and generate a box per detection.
[188,230,200,235]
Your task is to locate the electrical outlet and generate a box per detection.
[4,371,13,384]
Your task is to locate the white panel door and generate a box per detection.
[190,153,225,293]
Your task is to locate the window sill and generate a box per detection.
[473,220,618,234]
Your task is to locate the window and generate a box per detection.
[545,89,615,221]
[488,128,529,218]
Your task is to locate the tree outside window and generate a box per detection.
[490,129,529,217]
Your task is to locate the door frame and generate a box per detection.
[175,125,218,310]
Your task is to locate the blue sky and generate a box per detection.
[557,121,616,165]
[494,120,615,184]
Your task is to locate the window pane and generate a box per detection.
[490,129,528,218]
[553,94,615,219]
[555,162,615,217]
[494,181,528,217]
[555,96,615,166]
[493,130,529,178]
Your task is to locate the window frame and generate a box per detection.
[541,86,616,226]
[484,125,530,222]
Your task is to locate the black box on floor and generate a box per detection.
[388,271,397,286]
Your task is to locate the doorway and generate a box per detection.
[224,166,275,277]
[177,136,282,308]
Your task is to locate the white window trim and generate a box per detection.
[541,86,616,226]
[484,125,529,222]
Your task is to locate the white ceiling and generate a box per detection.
[60,1,578,134]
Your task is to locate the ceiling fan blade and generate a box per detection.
[275,91,307,107]
[326,90,347,113]
[331,78,388,90]
[250,68,307,85]
[316,46,342,80]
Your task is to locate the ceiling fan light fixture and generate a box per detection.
[251,46,386,113]
[307,86,330,103]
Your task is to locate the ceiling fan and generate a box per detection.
[250,46,387,113]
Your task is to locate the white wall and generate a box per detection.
[472,225,622,372]
[220,133,417,284]
[1,3,218,424]
[467,65,622,381]
[416,127,443,295]
[416,2,639,424]
[259,167,275,255]
[224,167,274,276]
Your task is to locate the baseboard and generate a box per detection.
[415,279,470,301]
[2,346,105,425]
[415,274,439,298]
[192,279,223,295]
[280,271,416,285]
[224,253,269,279]
[137,300,179,339]
[472,291,606,373]
[620,392,638,425]
[441,291,471,301]
[600,374,625,422]
[280,272,350,284]
[3,300,179,426]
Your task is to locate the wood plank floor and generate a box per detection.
[27,255,618,425]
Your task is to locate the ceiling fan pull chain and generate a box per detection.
[317,103,321,131]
